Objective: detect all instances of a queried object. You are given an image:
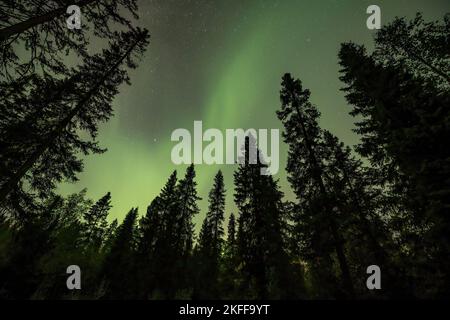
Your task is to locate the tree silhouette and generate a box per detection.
[220,213,239,299]
[278,74,354,298]
[81,192,111,251]
[0,0,140,79]
[194,171,226,299]
[100,208,138,300]
[339,37,450,297]
[234,136,293,299]
[0,28,150,211]
[135,174,180,299]
[374,13,450,88]
[0,12,448,301]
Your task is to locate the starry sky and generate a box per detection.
[58,0,449,229]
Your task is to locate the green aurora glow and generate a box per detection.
[58,0,449,229]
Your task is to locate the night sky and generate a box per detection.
[58,0,448,228]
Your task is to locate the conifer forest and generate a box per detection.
[0,0,449,301]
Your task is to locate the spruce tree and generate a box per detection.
[135,193,165,298]
[176,165,201,258]
[206,171,226,259]
[374,13,450,89]
[82,192,112,250]
[174,165,201,298]
[101,208,138,300]
[220,213,239,299]
[0,28,150,209]
[0,0,141,79]
[339,38,450,297]
[227,213,236,246]
[145,171,181,299]
[102,219,118,252]
[320,130,410,296]
[194,171,226,299]
[277,73,354,298]
[234,136,292,299]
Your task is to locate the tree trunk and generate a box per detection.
[0,0,96,41]
[294,103,355,298]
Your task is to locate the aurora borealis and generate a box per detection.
[58,0,448,227]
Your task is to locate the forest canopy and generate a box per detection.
[0,2,449,300]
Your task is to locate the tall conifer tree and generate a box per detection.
[195,171,226,299]
[277,73,354,297]
[234,136,292,299]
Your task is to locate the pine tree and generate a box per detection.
[144,171,182,299]
[194,171,226,299]
[234,136,292,299]
[220,213,239,299]
[0,0,140,79]
[82,192,112,251]
[101,208,138,300]
[32,191,99,299]
[174,165,201,298]
[374,13,450,89]
[339,38,450,297]
[320,130,412,296]
[277,73,355,298]
[102,219,118,252]
[0,28,150,210]
[176,165,201,258]
[206,171,226,258]
[135,191,166,298]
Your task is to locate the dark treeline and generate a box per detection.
[0,3,449,299]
